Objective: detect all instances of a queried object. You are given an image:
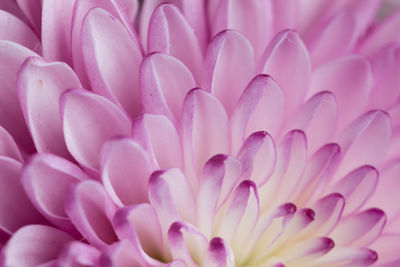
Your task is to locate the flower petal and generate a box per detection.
[57,242,100,267]
[21,153,89,236]
[16,0,41,34]
[148,3,203,82]
[65,180,118,249]
[1,225,73,266]
[101,137,154,206]
[231,74,284,152]
[181,89,230,186]
[271,0,299,35]
[132,114,182,170]
[261,30,311,117]
[82,8,142,118]
[204,237,234,267]
[204,30,255,116]
[18,57,81,159]
[310,247,378,266]
[0,156,46,235]
[0,126,23,162]
[370,233,400,264]
[61,89,131,171]
[308,55,373,129]
[140,53,196,124]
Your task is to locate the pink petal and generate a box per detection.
[0,0,30,25]
[16,0,41,34]
[113,204,165,262]
[0,10,41,53]
[65,180,118,249]
[330,208,386,247]
[231,74,284,152]
[101,137,154,206]
[41,0,75,64]
[285,237,334,260]
[204,30,255,116]
[293,144,341,206]
[1,225,73,266]
[117,0,138,25]
[204,237,234,267]
[140,53,196,125]
[284,91,338,153]
[71,0,140,87]
[132,114,183,170]
[0,156,47,235]
[17,57,81,159]
[218,181,259,245]
[211,0,273,60]
[261,30,311,117]
[168,221,208,266]
[0,41,37,154]
[57,242,100,267]
[61,89,131,171]
[236,131,276,186]
[21,153,89,236]
[271,0,299,35]
[139,0,207,52]
[330,165,378,216]
[181,89,230,186]
[0,126,23,162]
[334,110,391,181]
[370,233,400,264]
[148,3,203,82]
[82,8,142,118]
[311,247,378,266]
[197,155,242,237]
[308,55,373,129]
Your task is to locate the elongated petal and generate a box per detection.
[204,237,234,267]
[58,242,100,267]
[101,137,154,206]
[0,0,30,25]
[261,30,311,117]
[231,75,284,152]
[18,57,81,159]
[181,89,230,186]
[0,10,40,53]
[1,225,73,266]
[117,0,138,24]
[0,126,22,161]
[148,4,203,82]
[132,114,182,170]
[82,8,142,118]
[284,237,334,261]
[237,131,276,185]
[0,41,37,153]
[65,180,118,249]
[140,53,196,123]
[61,89,131,171]
[308,55,373,129]
[310,247,378,266]
[271,0,299,35]
[0,156,46,235]
[16,0,41,34]
[370,233,400,264]
[21,153,89,236]
[204,30,255,116]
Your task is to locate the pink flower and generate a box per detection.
[0,0,399,266]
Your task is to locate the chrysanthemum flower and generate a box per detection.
[0,0,400,266]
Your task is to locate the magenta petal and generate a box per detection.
[312,247,378,266]
[117,0,138,25]
[181,89,230,185]
[140,53,196,124]
[113,204,165,262]
[21,153,89,236]
[18,57,81,159]
[331,208,386,247]
[0,0,30,25]
[1,225,73,266]
[204,237,233,267]
[197,155,242,237]
[308,55,373,129]
[148,4,203,82]
[65,180,118,249]
[0,156,47,235]
[132,114,183,170]
[16,0,41,34]
[330,165,378,215]
[231,75,284,152]
[271,0,299,35]
[0,41,37,154]
[286,237,334,260]
[370,233,400,264]
[237,131,276,186]
[204,30,255,116]
[0,126,23,162]
[61,89,131,171]
[101,137,154,206]
[82,8,142,118]
[261,30,311,117]
[57,242,100,267]
[0,10,40,53]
